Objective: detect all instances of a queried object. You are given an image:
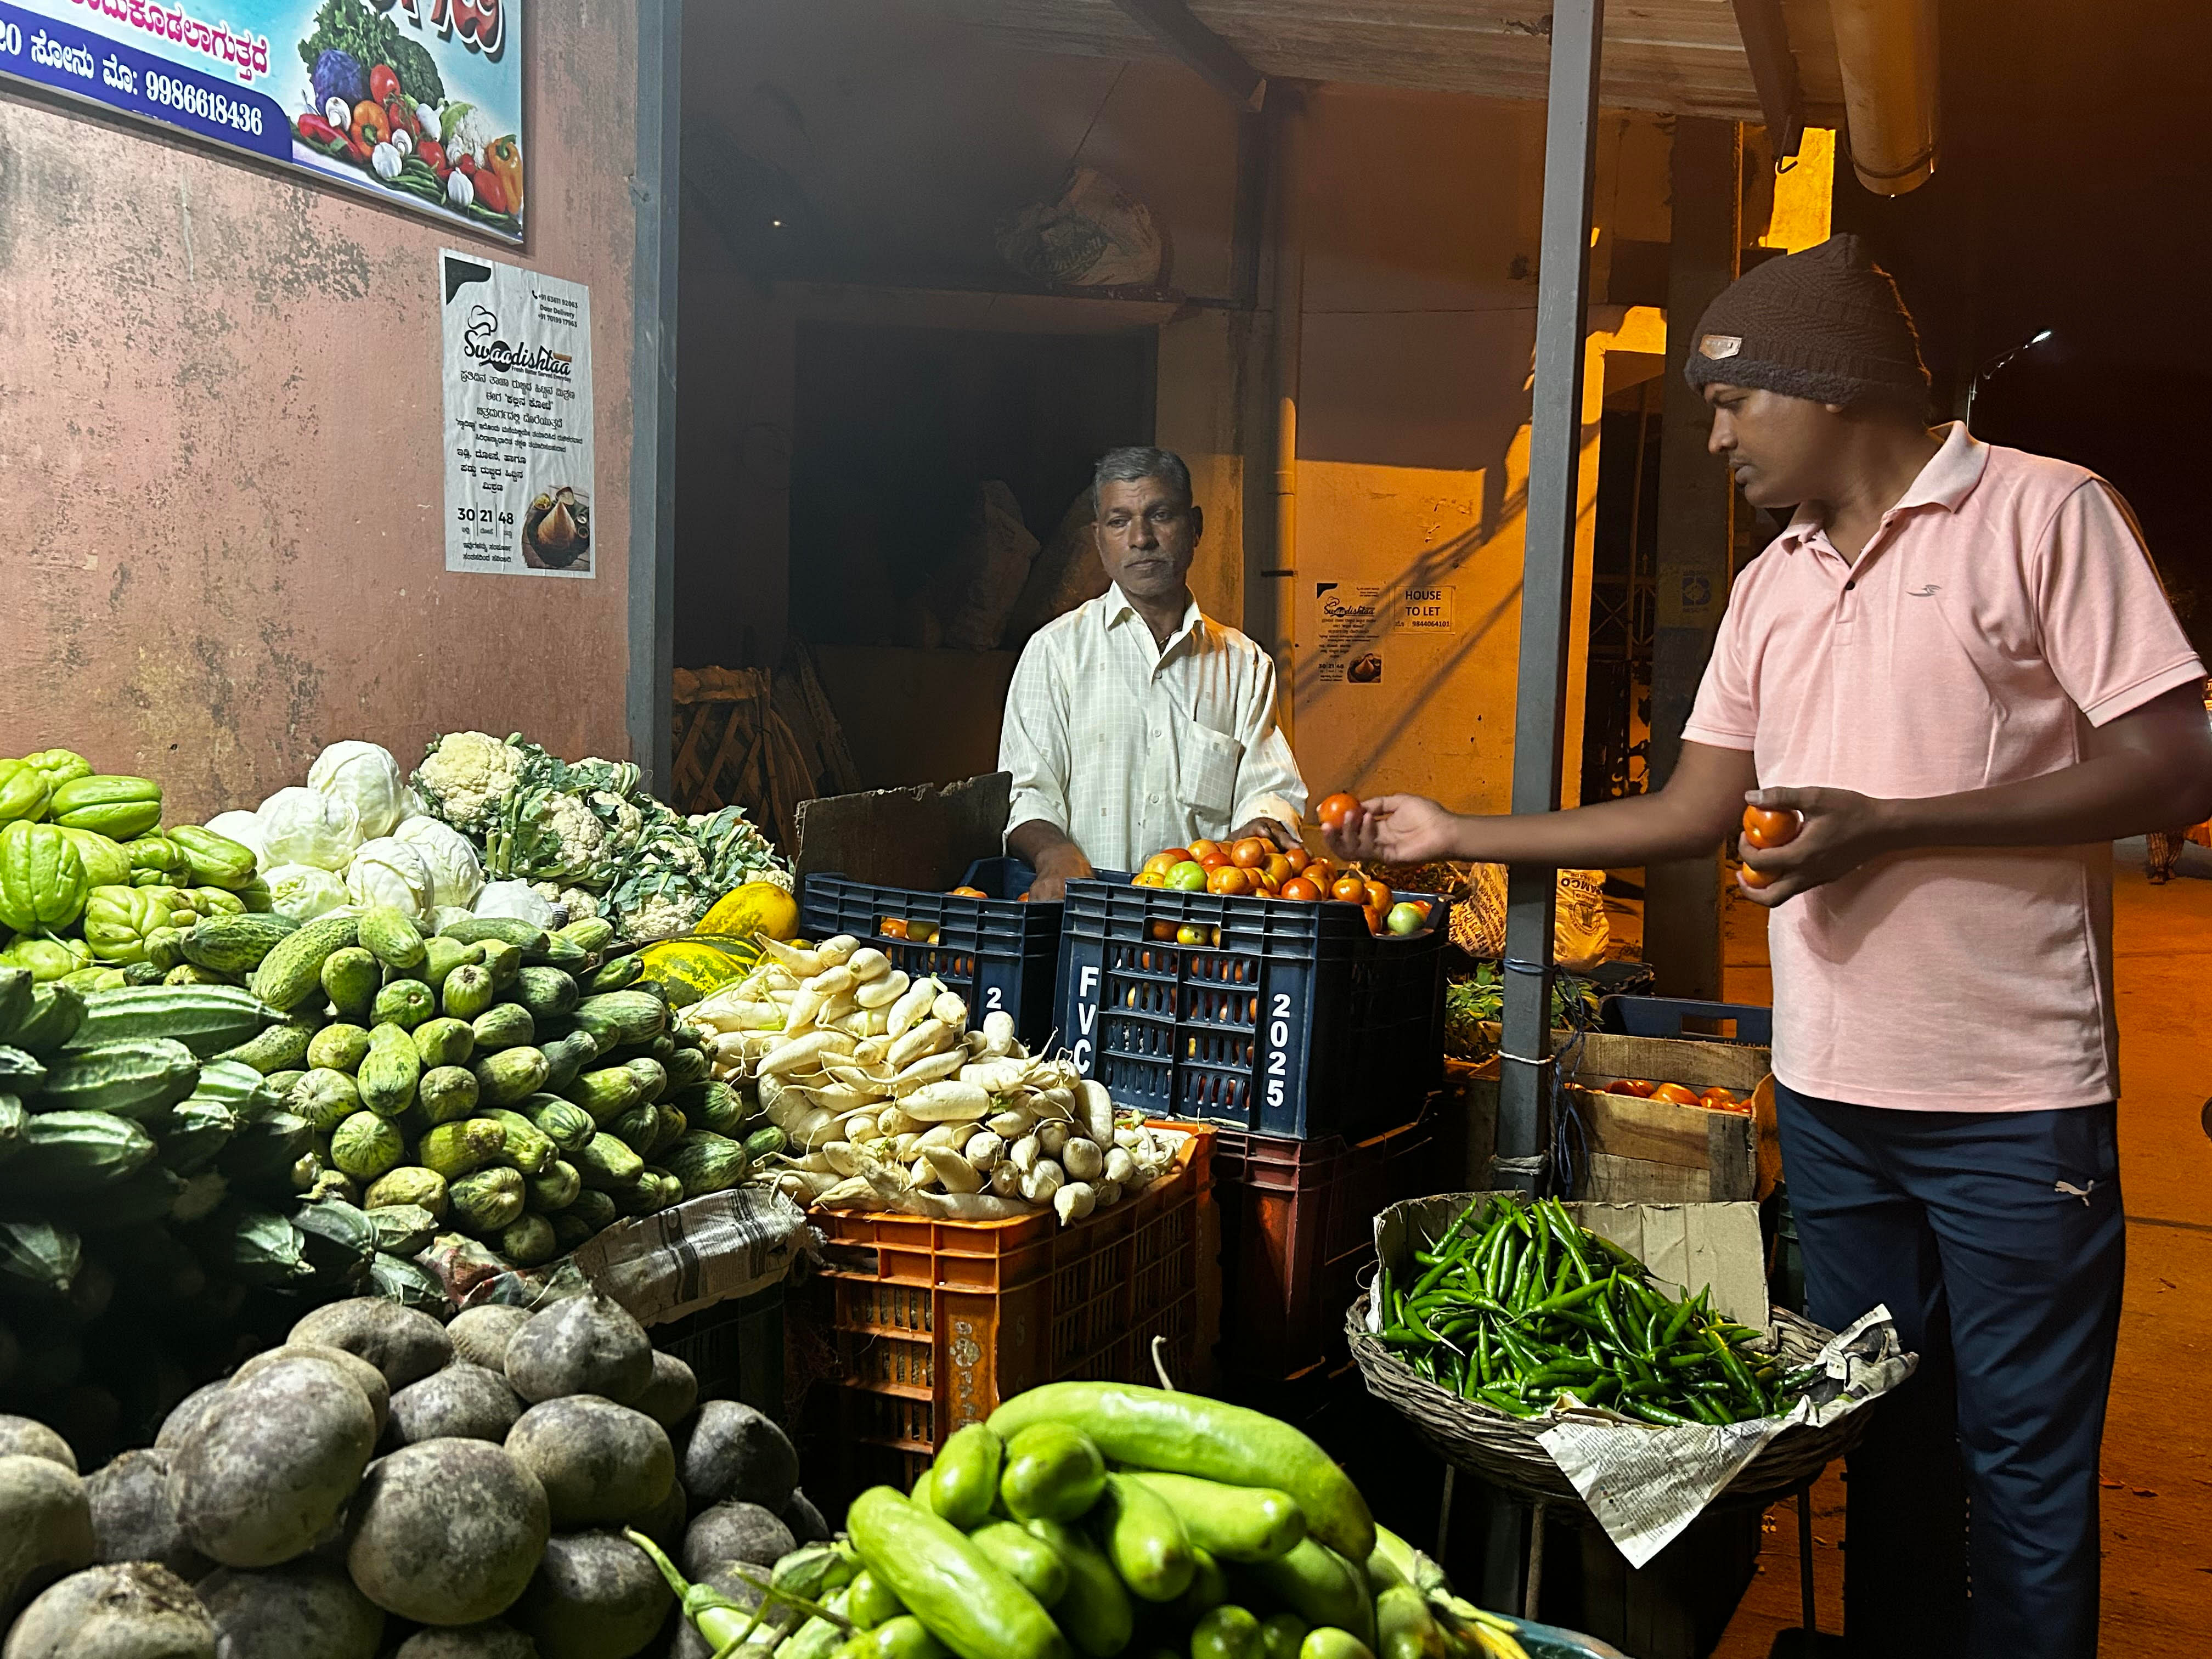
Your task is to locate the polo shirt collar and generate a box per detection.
[1777,422,1991,552]
[1103,584,1204,653]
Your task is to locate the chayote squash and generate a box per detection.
[0,821,89,934]
[82,884,177,965]
[0,760,52,827]
[50,775,162,840]
[167,825,259,890]
[122,833,193,885]
[0,934,92,984]
[20,749,91,791]
[54,826,129,890]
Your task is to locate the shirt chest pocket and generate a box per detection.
[1177,726,1244,818]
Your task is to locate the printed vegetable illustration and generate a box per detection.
[486,134,524,215]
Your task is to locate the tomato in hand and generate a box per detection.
[1741,805,1801,849]
[1317,792,1361,830]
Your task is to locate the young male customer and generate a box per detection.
[1327,235,2212,1658]
[1001,447,1307,901]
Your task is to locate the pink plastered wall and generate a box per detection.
[0,0,641,822]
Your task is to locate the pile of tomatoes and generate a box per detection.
[1600,1077,1751,1115]
[1130,833,1433,939]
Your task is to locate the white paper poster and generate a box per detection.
[441,250,594,577]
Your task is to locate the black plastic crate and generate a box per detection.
[1057,881,1452,1138]
[800,857,1068,1049]
[648,1282,786,1420]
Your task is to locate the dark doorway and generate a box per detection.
[789,323,1156,648]
[1581,402,1663,803]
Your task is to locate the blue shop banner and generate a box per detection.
[0,0,524,241]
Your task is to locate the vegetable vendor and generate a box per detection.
[1326,234,2212,1659]
[1000,447,1308,900]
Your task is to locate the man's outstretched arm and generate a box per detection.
[1325,742,1756,869]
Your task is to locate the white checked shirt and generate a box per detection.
[1001,586,1307,872]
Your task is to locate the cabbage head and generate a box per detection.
[392,815,486,910]
[263,862,350,922]
[258,787,362,871]
[202,810,269,867]
[472,879,557,927]
[346,837,434,921]
[310,741,410,839]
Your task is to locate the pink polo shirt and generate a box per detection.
[1685,424,2205,1111]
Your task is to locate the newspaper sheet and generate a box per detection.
[1537,1306,1915,1566]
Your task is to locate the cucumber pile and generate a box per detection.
[644,1381,1535,1659]
[0,903,781,1465]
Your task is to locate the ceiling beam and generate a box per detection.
[1106,0,1266,109]
[1727,0,1805,159]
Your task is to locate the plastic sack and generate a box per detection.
[1450,864,1611,971]
[996,168,1165,289]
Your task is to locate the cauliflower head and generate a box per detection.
[415,732,526,834]
[619,892,703,941]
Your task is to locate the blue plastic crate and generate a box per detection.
[1057,880,1453,1138]
[800,858,1069,1048]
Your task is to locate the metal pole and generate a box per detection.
[626,0,682,799]
[1494,0,1605,1195]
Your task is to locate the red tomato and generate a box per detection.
[1316,792,1361,830]
[1282,846,1312,874]
[416,138,448,174]
[1364,881,1393,913]
[1330,876,1369,905]
[1738,865,1776,890]
[369,64,402,105]
[1280,878,1321,902]
[1650,1082,1703,1107]
[472,171,511,214]
[1740,806,1801,849]
[1207,866,1253,896]
[1230,838,1270,869]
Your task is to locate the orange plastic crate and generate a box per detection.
[815,1123,1214,1489]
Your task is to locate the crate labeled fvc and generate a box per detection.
[1057,881,1453,1139]
[800,858,1066,1049]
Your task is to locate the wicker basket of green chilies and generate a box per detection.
[1346,1191,1889,1509]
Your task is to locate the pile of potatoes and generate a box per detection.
[0,1291,822,1658]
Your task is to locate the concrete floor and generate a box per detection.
[1708,839,2212,1656]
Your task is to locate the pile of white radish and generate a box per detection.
[683,934,1181,1226]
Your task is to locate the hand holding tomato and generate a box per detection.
[1322,793,1463,865]
[1735,786,1899,905]
[1229,817,1300,851]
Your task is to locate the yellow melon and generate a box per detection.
[698,881,800,944]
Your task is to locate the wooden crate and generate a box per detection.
[1565,1031,1777,1204]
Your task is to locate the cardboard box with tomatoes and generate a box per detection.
[1564,1030,1779,1205]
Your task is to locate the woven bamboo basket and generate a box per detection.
[1345,1297,1880,1513]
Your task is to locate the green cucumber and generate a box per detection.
[1126,1473,1306,1563]
[845,1488,1065,1659]
[999,1423,1105,1525]
[36,1038,201,1121]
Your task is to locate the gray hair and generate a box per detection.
[1091,447,1192,515]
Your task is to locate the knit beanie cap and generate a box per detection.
[1683,233,1930,410]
